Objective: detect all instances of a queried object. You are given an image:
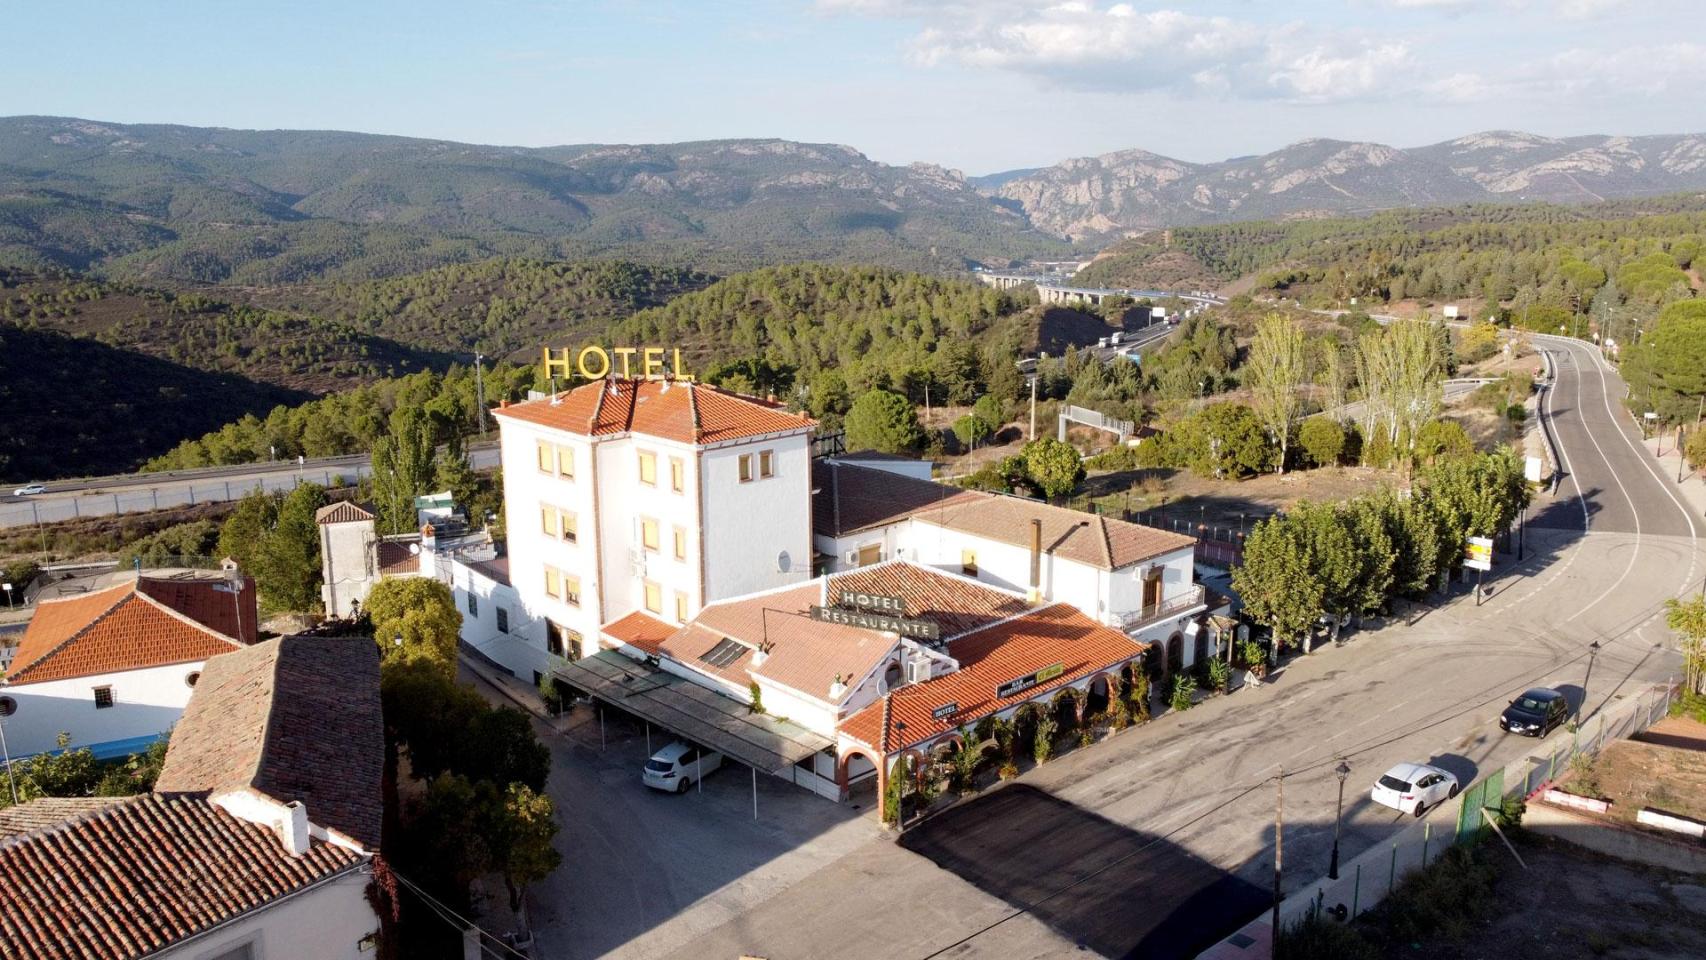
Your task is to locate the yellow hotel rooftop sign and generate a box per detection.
[542,345,693,381]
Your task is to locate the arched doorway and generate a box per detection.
[1166,633,1185,677]
[1052,688,1081,731]
[1192,629,1209,672]
[1083,675,1111,718]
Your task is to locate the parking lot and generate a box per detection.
[463,669,884,960]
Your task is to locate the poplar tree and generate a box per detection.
[1246,313,1306,473]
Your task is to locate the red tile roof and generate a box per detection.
[814,461,1196,570]
[494,379,815,446]
[314,500,375,525]
[154,636,384,851]
[659,564,1033,704]
[376,540,419,577]
[601,610,677,656]
[6,577,254,686]
[0,794,365,960]
[839,604,1148,754]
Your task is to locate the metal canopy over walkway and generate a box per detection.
[552,651,832,776]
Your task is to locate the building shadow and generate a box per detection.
[899,784,1269,960]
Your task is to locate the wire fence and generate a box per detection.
[0,468,363,530]
[1064,493,1269,565]
[1274,681,1678,932]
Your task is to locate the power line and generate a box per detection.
[390,868,534,960]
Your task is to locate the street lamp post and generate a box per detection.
[1330,759,1351,880]
[1581,640,1601,721]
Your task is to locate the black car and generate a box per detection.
[1499,688,1569,737]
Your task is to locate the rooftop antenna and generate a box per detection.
[549,376,562,406]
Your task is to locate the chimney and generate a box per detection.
[1028,518,1043,603]
[829,673,848,700]
[279,801,310,858]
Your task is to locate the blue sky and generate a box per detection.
[4,0,1703,173]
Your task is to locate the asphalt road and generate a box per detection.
[0,443,499,529]
[600,334,1700,960]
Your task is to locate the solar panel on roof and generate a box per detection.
[699,637,748,668]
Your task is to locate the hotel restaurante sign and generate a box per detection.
[808,590,941,640]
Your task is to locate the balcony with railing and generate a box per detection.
[1113,583,1206,633]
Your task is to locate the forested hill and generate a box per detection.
[1,268,449,393]
[0,324,307,480]
[608,264,1036,398]
[1077,194,1706,311]
[229,258,713,362]
[0,117,1071,282]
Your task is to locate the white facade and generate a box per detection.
[0,660,204,760]
[494,406,812,673]
[817,519,1200,643]
[153,865,377,960]
[319,516,378,617]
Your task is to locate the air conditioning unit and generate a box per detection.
[906,659,932,684]
[844,550,859,564]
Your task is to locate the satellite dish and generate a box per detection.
[777,551,791,574]
[409,544,421,555]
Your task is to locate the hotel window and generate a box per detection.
[673,526,688,561]
[93,686,114,709]
[560,510,578,543]
[496,608,510,634]
[547,621,581,660]
[467,591,479,617]
[540,505,557,538]
[759,449,774,478]
[961,549,978,577]
[536,441,553,473]
[641,518,660,552]
[556,444,575,479]
[644,580,663,614]
[674,591,689,624]
[670,456,685,493]
[738,453,753,483]
[564,574,581,606]
[638,450,657,485]
[856,543,882,567]
[544,567,561,599]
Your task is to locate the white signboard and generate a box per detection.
[1524,455,1543,483]
[1464,536,1494,572]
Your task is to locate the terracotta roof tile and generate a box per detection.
[495,379,815,446]
[0,797,123,840]
[154,636,384,851]
[6,578,253,685]
[813,461,1196,570]
[601,610,677,656]
[0,794,365,960]
[376,540,418,577]
[840,604,1148,753]
[659,564,1033,704]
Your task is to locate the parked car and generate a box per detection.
[1499,688,1569,737]
[1371,762,1459,817]
[12,484,46,497]
[642,741,724,793]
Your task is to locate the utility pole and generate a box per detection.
[1272,767,1284,942]
[474,352,488,439]
[1029,375,1037,442]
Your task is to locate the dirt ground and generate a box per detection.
[1410,834,1706,960]
[1082,465,1406,535]
[1588,717,1706,827]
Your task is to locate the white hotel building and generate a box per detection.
[487,378,817,676]
[462,377,1226,804]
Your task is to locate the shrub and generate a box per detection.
[1368,845,1499,945]
[1207,657,1232,693]
[1033,716,1058,763]
[1131,670,1152,722]
[998,760,1019,781]
[1276,910,1379,960]
[1298,417,1346,468]
[1169,674,1194,712]
[748,681,765,715]
[1566,753,1601,797]
[1078,728,1094,748]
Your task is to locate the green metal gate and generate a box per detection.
[1454,769,1504,845]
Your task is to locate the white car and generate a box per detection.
[642,741,724,793]
[12,484,46,497]
[1371,762,1460,817]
